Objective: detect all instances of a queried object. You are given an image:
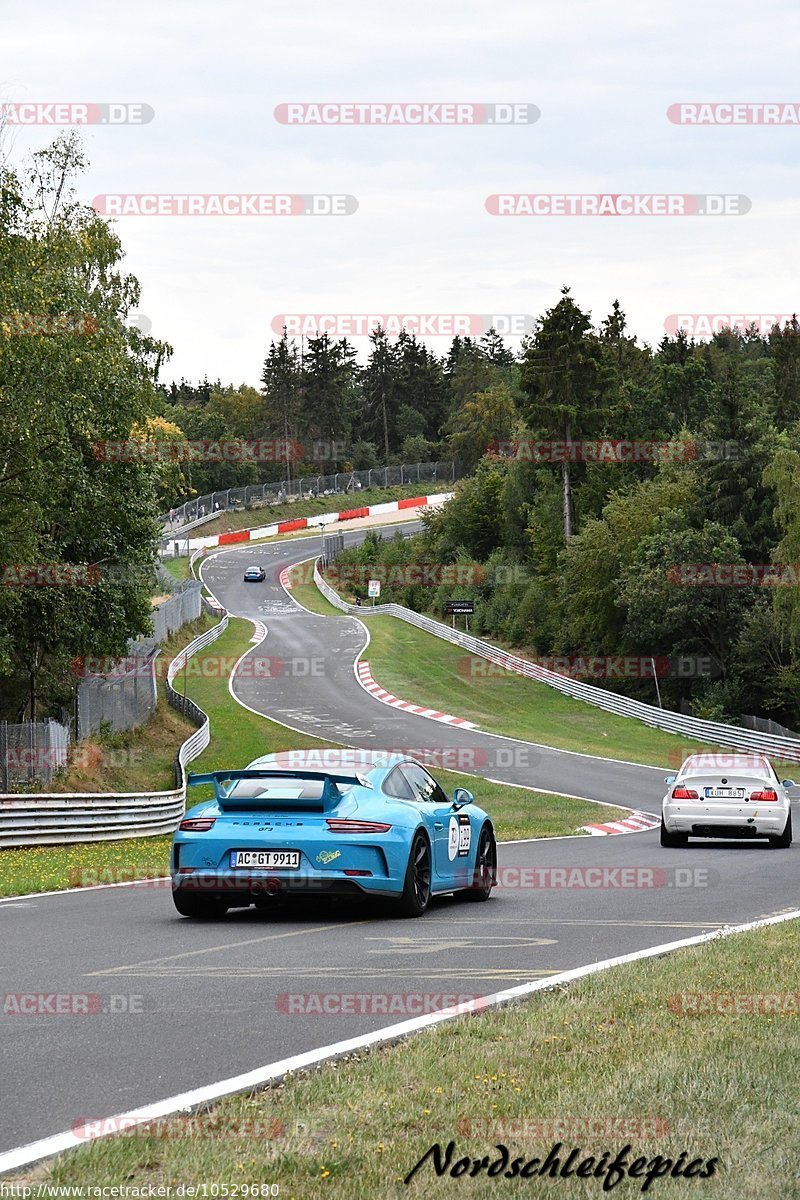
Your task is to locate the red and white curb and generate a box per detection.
[249,620,267,644]
[356,661,477,728]
[279,567,291,589]
[581,811,661,836]
[185,492,453,552]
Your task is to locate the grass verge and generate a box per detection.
[20,918,799,1198]
[286,560,343,616]
[161,556,192,582]
[341,611,706,769]
[47,615,215,795]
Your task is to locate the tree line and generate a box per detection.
[329,289,800,729]
[153,327,516,503]
[0,135,168,721]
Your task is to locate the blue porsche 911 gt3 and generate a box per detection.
[171,751,497,918]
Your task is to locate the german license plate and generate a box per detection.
[230,850,300,869]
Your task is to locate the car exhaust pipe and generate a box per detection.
[251,878,281,897]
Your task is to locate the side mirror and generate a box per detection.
[782,780,796,789]
[453,787,474,809]
[664,775,676,785]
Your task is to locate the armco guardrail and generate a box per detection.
[161,460,459,533]
[314,561,800,764]
[0,616,228,849]
[172,489,455,556]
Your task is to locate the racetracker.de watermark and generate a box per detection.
[0,102,154,124]
[272,314,533,337]
[1,312,153,337]
[71,1116,305,1140]
[274,102,539,124]
[264,745,538,773]
[92,194,358,216]
[665,749,800,771]
[457,655,716,681]
[485,193,751,216]
[0,564,100,587]
[493,438,743,462]
[320,563,496,587]
[276,992,487,1015]
[91,438,348,463]
[71,654,326,680]
[0,313,99,336]
[2,993,143,1015]
[491,439,699,462]
[667,102,800,125]
[68,868,170,888]
[665,313,798,338]
[667,992,800,1014]
[5,747,144,773]
[668,563,800,586]
[494,867,718,890]
[456,1117,671,1140]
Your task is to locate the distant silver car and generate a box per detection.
[661,752,793,848]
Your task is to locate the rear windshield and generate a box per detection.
[681,756,768,776]
[228,778,354,799]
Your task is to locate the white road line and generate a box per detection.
[0,879,171,905]
[2,908,797,1175]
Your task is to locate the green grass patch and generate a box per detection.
[352,615,704,768]
[286,560,344,616]
[198,481,455,537]
[161,556,192,582]
[434,771,627,840]
[25,918,800,1198]
[47,615,215,795]
[0,836,173,900]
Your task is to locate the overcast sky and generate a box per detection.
[4,0,800,383]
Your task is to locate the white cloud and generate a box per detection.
[3,0,800,379]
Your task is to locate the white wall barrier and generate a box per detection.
[314,561,800,765]
[0,616,229,849]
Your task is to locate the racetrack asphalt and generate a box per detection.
[1,523,796,1157]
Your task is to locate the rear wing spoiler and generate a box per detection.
[187,768,371,810]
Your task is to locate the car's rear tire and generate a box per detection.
[660,818,688,848]
[172,891,229,918]
[769,813,792,849]
[397,831,431,917]
[463,824,497,901]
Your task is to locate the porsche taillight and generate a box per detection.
[671,787,699,800]
[179,818,216,831]
[325,819,392,833]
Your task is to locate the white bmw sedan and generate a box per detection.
[661,752,794,849]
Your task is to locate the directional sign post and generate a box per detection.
[368,579,381,606]
[445,599,474,631]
